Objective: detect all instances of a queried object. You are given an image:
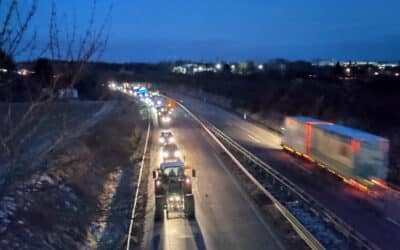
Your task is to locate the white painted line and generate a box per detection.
[247,134,261,143]
[386,217,400,228]
[237,123,255,135]
[126,121,151,250]
[212,152,286,250]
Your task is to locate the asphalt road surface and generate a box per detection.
[171,94,400,250]
[140,104,285,250]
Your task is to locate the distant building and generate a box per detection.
[58,88,78,99]
[312,60,336,67]
[172,63,215,74]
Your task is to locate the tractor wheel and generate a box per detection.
[184,194,195,220]
[155,180,164,195]
[154,196,165,221]
[183,179,192,194]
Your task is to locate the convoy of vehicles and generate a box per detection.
[115,83,392,223]
[281,116,390,191]
[119,84,196,221]
[153,103,196,221]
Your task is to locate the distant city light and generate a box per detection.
[17,68,34,76]
[0,68,7,73]
[108,82,116,90]
[216,63,222,70]
[258,64,264,70]
[374,72,379,76]
[395,73,399,77]
[345,67,351,74]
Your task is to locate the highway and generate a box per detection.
[140,104,285,250]
[171,94,400,250]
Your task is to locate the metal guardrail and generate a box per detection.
[172,96,379,250]
[126,121,151,250]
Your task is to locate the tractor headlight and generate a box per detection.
[156,180,161,186]
[163,151,169,158]
[168,137,175,143]
[185,178,190,184]
[174,150,181,158]
[159,137,165,143]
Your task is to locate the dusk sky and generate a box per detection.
[33,0,400,62]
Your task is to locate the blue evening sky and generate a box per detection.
[32,0,400,62]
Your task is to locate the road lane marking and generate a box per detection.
[174,98,324,250]
[386,217,400,228]
[237,123,255,134]
[211,152,286,250]
[126,121,151,250]
[247,134,261,143]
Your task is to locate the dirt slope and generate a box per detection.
[0,97,148,249]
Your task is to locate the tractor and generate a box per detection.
[153,160,196,221]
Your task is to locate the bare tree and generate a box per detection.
[0,0,112,198]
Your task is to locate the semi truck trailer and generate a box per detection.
[282,116,389,189]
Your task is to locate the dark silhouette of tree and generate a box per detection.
[0,0,112,199]
[245,61,256,74]
[0,49,15,70]
[222,63,231,73]
[334,62,342,76]
[33,58,53,88]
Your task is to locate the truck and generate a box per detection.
[281,116,390,189]
[153,161,196,220]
